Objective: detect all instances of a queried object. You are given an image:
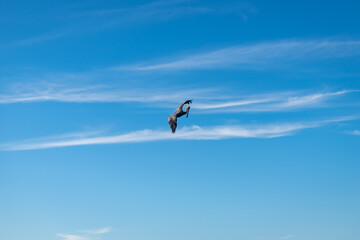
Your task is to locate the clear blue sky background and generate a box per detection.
[1,1,360,240]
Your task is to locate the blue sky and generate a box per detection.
[1,0,360,240]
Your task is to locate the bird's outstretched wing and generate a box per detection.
[168,116,177,133]
[186,105,190,118]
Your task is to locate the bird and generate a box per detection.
[168,100,192,133]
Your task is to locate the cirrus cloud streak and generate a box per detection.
[0,118,352,151]
[122,39,360,71]
[0,83,357,113]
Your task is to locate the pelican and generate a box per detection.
[168,100,192,133]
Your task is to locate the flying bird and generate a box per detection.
[168,100,192,133]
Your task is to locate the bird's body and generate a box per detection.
[168,100,192,133]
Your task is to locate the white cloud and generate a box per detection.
[0,83,213,105]
[79,227,112,234]
[262,90,356,110]
[122,40,360,71]
[278,91,343,107]
[194,98,274,110]
[82,0,213,21]
[57,234,89,240]
[1,82,356,114]
[12,1,211,45]
[349,130,360,135]
[57,227,112,240]
[11,1,254,46]
[193,90,358,112]
[13,32,68,46]
[73,0,255,27]
[0,118,351,151]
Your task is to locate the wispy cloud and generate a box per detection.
[193,90,359,113]
[122,39,360,71]
[276,90,349,108]
[194,98,274,110]
[57,227,112,240]
[0,82,356,113]
[57,234,89,240]
[1,118,352,151]
[81,0,213,21]
[0,83,213,105]
[81,0,256,22]
[348,130,360,135]
[11,1,254,45]
[13,32,69,46]
[78,227,112,234]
